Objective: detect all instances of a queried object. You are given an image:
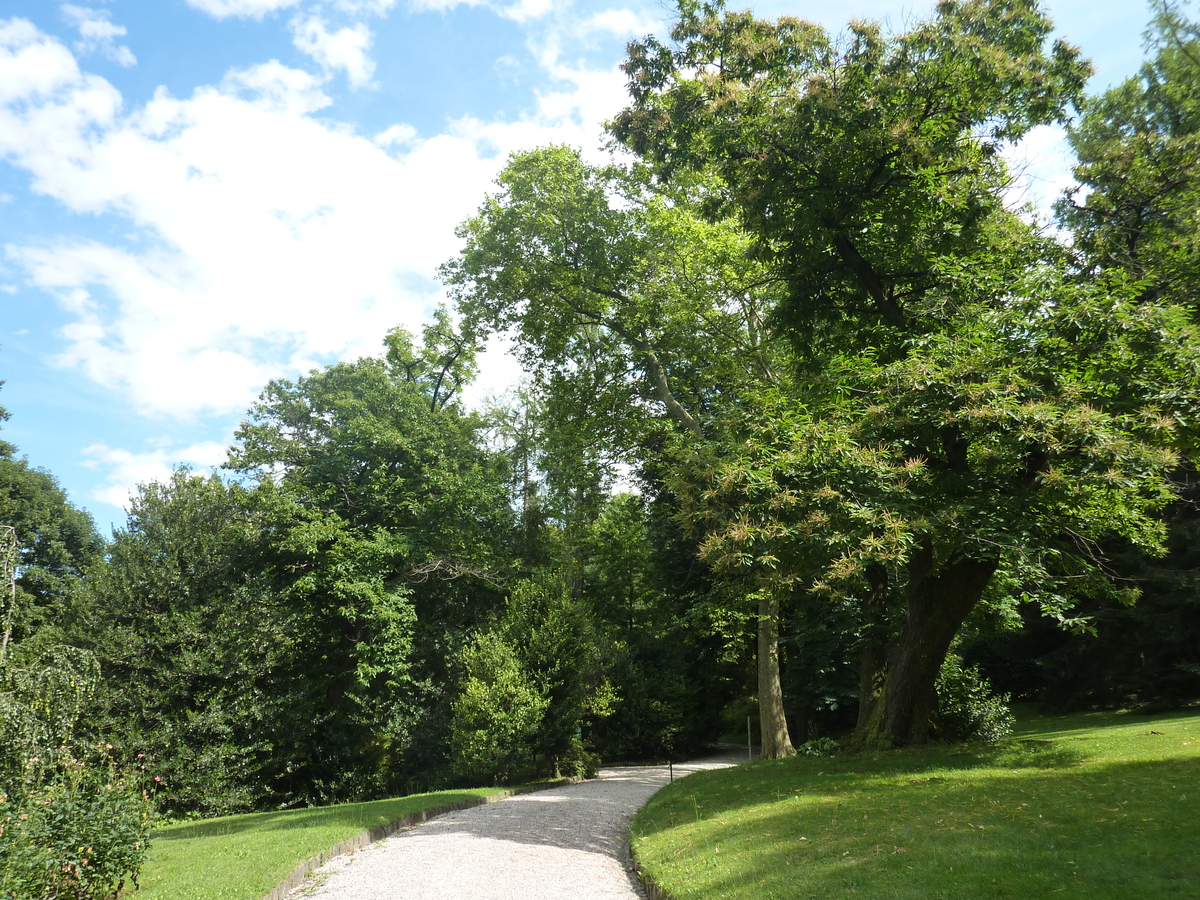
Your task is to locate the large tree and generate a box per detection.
[612,0,1200,745]
[443,147,802,757]
[70,470,303,816]
[227,324,515,793]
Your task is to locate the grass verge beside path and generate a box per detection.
[133,787,509,900]
[631,709,1200,900]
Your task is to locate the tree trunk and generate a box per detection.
[856,563,890,731]
[757,591,796,759]
[880,541,999,745]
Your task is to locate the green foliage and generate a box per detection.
[70,472,306,817]
[613,0,1089,357]
[449,632,547,784]
[95,325,515,807]
[0,449,104,655]
[443,142,799,756]
[795,737,840,757]
[555,737,601,780]
[610,0,1200,745]
[1060,0,1200,305]
[0,647,152,900]
[497,575,612,770]
[934,654,1014,742]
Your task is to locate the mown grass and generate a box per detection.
[132,788,507,899]
[631,709,1200,900]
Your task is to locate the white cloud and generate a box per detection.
[83,440,229,510]
[406,0,551,20]
[374,123,417,148]
[221,59,332,114]
[499,0,554,23]
[575,8,656,39]
[290,15,375,89]
[1,17,627,424]
[407,0,483,12]
[61,4,136,67]
[333,0,400,14]
[185,0,304,20]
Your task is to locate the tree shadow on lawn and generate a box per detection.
[646,737,1090,819]
[154,791,490,841]
[637,756,1200,900]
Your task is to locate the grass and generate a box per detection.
[631,708,1200,900]
[132,787,507,899]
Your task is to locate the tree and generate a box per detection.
[226,326,515,795]
[613,0,1200,745]
[449,631,547,784]
[987,0,1200,711]
[1059,0,1200,306]
[0,439,104,661]
[70,470,306,816]
[443,146,802,757]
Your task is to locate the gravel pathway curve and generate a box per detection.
[296,750,745,900]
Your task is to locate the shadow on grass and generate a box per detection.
[155,791,489,841]
[637,755,1200,900]
[632,737,1088,826]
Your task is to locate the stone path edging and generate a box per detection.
[261,779,580,900]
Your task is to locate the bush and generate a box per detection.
[0,744,153,900]
[0,647,153,900]
[796,737,840,757]
[556,736,601,780]
[449,633,547,784]
[935,654,1014,742]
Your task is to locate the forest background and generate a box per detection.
[2,0,1200,894]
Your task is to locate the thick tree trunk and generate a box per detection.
[880,541,999,745]
[856,563,890,731]
[758,592,796,759]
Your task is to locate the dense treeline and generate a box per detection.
[2,7,1199,879]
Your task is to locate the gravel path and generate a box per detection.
[296,750,746,900]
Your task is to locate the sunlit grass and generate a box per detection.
[132,788,505,899]
[632,709,1200,900]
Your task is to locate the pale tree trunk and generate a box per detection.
[757,591,795,759]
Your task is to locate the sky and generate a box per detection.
[0,0,1153,536]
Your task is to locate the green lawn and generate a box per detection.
[133,788,506,900]
[631,709,1200,900]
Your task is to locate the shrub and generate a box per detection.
[935,654,1014,742]
[556,736,601,780]
[0,744,153,900]
[796,737,840,757]
[0,647,153,899]
[449,633,547,784]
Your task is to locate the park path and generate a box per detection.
[295,750,746,900]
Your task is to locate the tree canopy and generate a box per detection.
[610,0,1200,745]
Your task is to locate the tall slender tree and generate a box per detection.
[444,147,801,756]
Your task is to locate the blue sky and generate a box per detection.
[0,0,1153,536]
